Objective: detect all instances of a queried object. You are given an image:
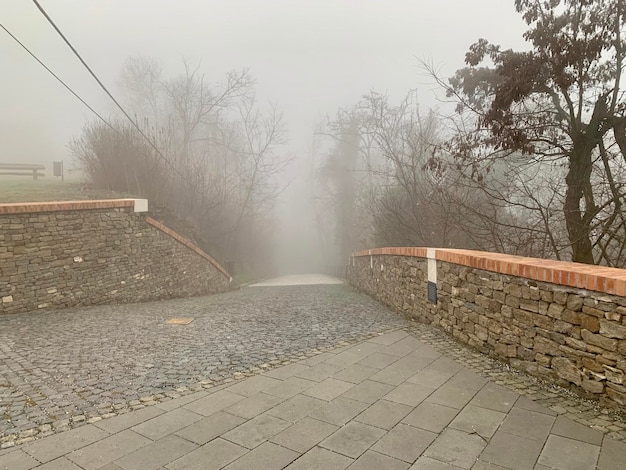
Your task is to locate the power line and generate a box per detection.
[0,22,120,135]
[31,0,183,178]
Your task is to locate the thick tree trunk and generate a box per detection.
[564,148,595,264]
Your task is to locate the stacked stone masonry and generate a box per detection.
[0,199,230,314]
[349,248,626,409]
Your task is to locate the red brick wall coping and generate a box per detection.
[145,217,231,281]
[0,199,136,214]
[352,247,626,296]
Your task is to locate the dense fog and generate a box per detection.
[5,1,625,274]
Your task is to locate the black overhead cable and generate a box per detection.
[0,21,120,135]
[31,0,183,178]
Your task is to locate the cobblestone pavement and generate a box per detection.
[2,329,624,469]
[0,284,406,446]
[2,279,626,460]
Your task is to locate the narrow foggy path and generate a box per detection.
[249,274,344,287]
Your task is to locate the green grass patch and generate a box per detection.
[0,178,136,203]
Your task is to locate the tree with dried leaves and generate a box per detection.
[444,0,626,265]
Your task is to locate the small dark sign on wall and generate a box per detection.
[427,281,438,304]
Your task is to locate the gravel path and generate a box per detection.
[0,284,407,443]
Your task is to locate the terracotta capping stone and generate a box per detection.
[145,216,231,282]
[0,199,136,215]
[351,246,626,296]
[352,247,428,258]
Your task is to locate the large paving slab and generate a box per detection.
[1,328,624,469]
[0,283,405,443]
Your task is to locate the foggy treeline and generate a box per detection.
[71,0,626,275]
[71,57,288,278]
[311,91,573,265]
[310,0,626,269]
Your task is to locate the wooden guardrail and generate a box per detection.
[0,163,45,180]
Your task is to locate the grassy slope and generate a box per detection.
[0,178,137,203]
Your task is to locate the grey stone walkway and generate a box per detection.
[2,329,624,470]
[0,284,405,443]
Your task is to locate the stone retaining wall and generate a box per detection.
[349,248,626,408]
[0,199,231,314]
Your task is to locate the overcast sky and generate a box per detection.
[1,0,528,166]
[2,1,530,270]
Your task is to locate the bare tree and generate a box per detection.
[313,90,492,262]
[72,57,288,277]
